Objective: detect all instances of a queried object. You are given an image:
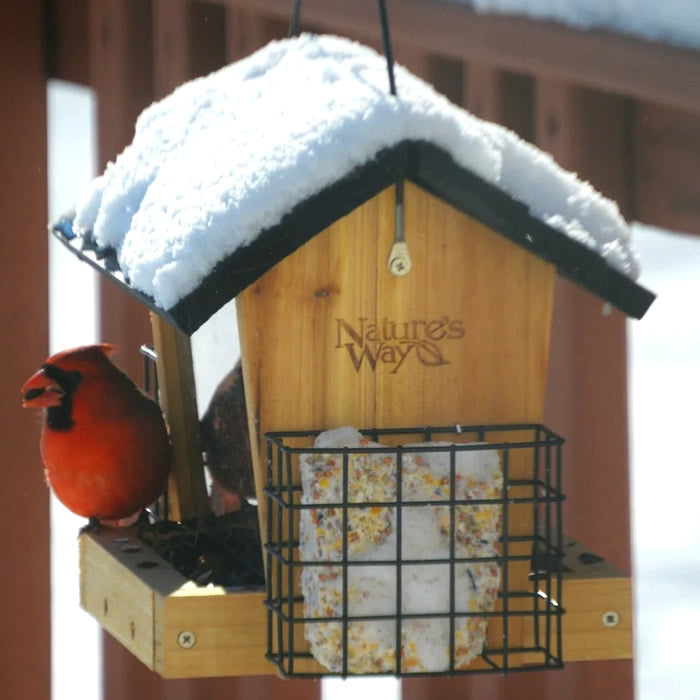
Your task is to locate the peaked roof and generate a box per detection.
[52,34,654,335]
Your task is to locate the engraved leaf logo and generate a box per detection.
[415,341,449,367]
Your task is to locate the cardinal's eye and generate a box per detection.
[42,364,83,394]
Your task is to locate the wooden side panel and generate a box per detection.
[157,590,269,678]
[80,533,160,670]
[523,576,632,664]
[238,183,555,439]
[523,538,632,663]
[151,314,209,520]
[237,182,556,667]
[558,578,632,662]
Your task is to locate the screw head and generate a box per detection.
[389,256,410,275]
[602,610,620,628]
[177,630,197,649]
[387,241,412,277]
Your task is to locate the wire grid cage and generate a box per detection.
[263,424,565,677]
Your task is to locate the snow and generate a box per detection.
[459,0,700,51]
[47,79,102,700]
[71,33,639,312]
[323,677,400,700]
[629,224,700,699]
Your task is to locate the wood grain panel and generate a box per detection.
[237,182,556,668]
[151,314,209,520]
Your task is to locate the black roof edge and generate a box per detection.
[51,140,654,336]
[407,141,655,321]
[51,216,177,323]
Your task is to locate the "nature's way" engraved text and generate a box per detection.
[335,316,465,374]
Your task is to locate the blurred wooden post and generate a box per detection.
[89,0,155,372]
[152,0,191,99]
[633,101,700,234]
[150,313,209,520]
[224,6,286,61]
[0,3,51,699]
[464,62,504,120]
[537,78,635,700]
[536,78,633,571]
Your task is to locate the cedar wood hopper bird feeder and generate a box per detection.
[51,20,654,680]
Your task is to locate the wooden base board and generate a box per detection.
[523,536,633,663]
[79,526,269,678]
[79,528,632,678]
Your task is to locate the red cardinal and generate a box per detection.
[21,344,170,525]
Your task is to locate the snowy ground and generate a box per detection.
[629,225,700,700]
[47,80,101,700]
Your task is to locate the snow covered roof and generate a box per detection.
[52,33,654,334]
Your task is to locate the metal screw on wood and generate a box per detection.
[388,249,411,276]
[602,611,620,627]
[177,630,197,649]
[387,184,412,277]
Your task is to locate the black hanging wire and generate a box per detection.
[377,0,397,96]
[288,0,397,100]
[288,0,302,37]
[288,0,405,221]
[375,0,406,269]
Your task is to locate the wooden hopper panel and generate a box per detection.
[237,182,556,671]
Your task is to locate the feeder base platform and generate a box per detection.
[79,528,631,678]
[79,527,268,678]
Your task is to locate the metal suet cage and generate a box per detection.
[264,424,565,677]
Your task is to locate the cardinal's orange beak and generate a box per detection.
[21,368,64,408]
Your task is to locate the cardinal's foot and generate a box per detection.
[79,516,102,535]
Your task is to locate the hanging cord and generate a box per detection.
[287,0,409,274]
[377,0,397,96]
[289,0,396,97]
[376,1,411,275]
[288,0,302,37]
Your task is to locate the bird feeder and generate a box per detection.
[52,31,653,679]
